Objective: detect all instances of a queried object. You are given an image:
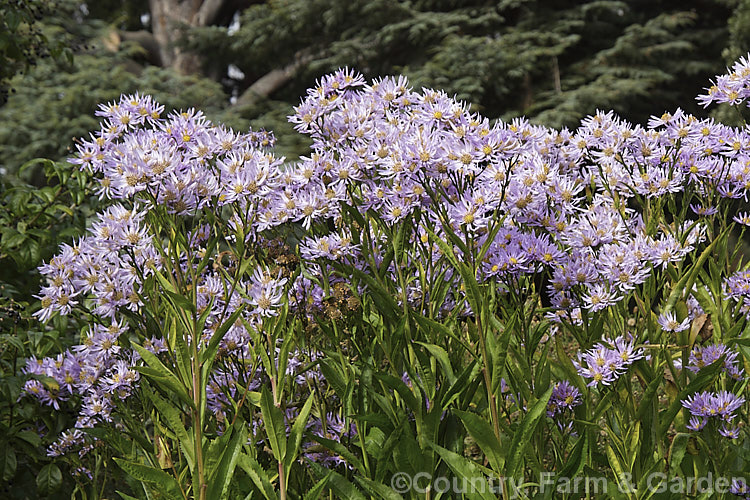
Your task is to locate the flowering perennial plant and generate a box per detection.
[16,56,750,498]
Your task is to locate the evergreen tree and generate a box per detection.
[187,0,733,135]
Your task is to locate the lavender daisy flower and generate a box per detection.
[547,381,582,418]
[657,311,690,333]
[686,416,707,431]
[733,212,750,226]
[690,203,718,216]
[713,390,745,419]
[682,390,745,421]
[574,336,644,387]
[688,344,744,380]
[681,391,712,417]
[583,283,619,312]
[730,478,750,497]
[719,424,741,439]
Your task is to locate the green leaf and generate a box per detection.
[206,423,247,500]
[441,360,481,409]
[308,461,366,500]
[557,433,588,479]
[429,442,496,500]
[454,409,504,471]
[489,313,514,395]
[285,394,315,472]
[15,429,41,448]
[668,433,690,475]
[152,269,178,294]
[664,228,728,314]
[373,372,420,411]
[260,385,287,461]
[36,464,62,495]
[355,475,405,500]
[339,263,400,318]
[132,343,191,407]
[415,341,455,385]
[606,445,629,494]
[505,386,553,479]
[310,434,365,473]
[634,370,662,422]
[144,384,194,468]
[625,422,640,471]
[303,471,333,500]
[237,454,276,500]
[117,492,141,500]
[113,458,182,500]
[1,447,17,482]
[412,312,471,352]
[201,305,245,367]
[318,358,347,399]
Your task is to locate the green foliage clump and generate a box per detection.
[0,0,72,103]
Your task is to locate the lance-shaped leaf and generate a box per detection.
[144,384,194,469]
[260,385,287,461]
[206,422,247,500]
[237,454,276,500]
[308,460,366,500]
[454,409,504,471]
[132,343,192,408]
[505,386,553,479]
[113,459,183,500]
[428,442,497,500]
[285,394,315,474]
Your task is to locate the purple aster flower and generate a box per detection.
[688,344,744,380]
[690,203,718,216]
[657,311,690,333]
[719,424,741,439]
[582,283,620,312]
[733,212,750,226]
[682,390,745,421]
[547,381,582,418]
[681,391,712,417]
[730,478,750,496]
[686,416,706,431]
[574,336,644,387]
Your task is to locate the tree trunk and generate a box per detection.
[148,0,227,75]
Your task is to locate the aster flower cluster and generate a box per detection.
[24,94,301,464]
[681,390,744,437]
[679,342,746,439]
[697,55,750,108]
[547,381,582,418]
[547,380,582,433]
[724,270,750,319]
[285,69,725,325]
[573,336,644,387]
[22,319,146,463]
[688,343,745,380]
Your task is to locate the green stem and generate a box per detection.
[193,351,206,500]
[476,315,502,442]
